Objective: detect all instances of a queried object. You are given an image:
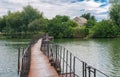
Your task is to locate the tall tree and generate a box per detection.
[81,13,96,21]
[81,13,96,28]
[47,15,77,38]
[28,18,48,33]
[109,3,120,28]
[91,20,119,38]
[21,5,43,32]
[5,11,23,33]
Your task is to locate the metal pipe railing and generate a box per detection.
[18,35,44,77]
[41,39,110,77]
[18,46,31,77]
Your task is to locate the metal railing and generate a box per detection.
[18,35,44,77]
[41,39,110,77]
[18,46,31,77]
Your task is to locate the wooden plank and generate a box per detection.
[59,73,75,77]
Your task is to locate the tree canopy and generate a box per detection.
[28,18,48,33]
[91,20,119,38]
[81,13,96,21]
[47,15,78,38]
[109,3,120,28]
[0,5,43,34]
[0,5,120,39]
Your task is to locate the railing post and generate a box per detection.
[70,53,72,77]
[73,56,75,77]
[58,45,59,62]
[21,56,24,77]
[60,46,62,66]
[47,42,49,58]
[22,48,24,56]
[88,66,91,77]
[85,63,87,77]
[82,62,85,77]
[62,48,65,77]
[56,45,58,63]
[18,48,20,74]
[43,42,45,52]
[94,69,96,77]
[66,50,68,76]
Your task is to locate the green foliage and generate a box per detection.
[28,18,48,33]
[72,26,89,38]
[22,5,43,25]
[0,17,5,32]
[54,15,69,22]
[81,13,96,21]
[21,5,43,32]
[0,5,43,34]
[65,20,78,27]
[109,3,120,28]
[109,0,120,3]
[81,13,96,28]
[0,5,120,39]
[5,12,23,33]
[47,15,77,38]
[91,20,119,38]
[85,19,96,28]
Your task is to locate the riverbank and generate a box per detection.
[0,33,44,39]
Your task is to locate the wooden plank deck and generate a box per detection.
[28,39,59,77]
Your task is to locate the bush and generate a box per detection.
[47,15,77,38]
[28,18,48,33]
[91,20,119,38]
[72,26,89,38]
[109,3,120,28]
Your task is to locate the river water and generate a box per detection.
[0,38,120,77]
[0,39,29,77]
[54,38,120,77]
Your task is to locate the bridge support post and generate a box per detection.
[18,48,20,74]
[73,56,75,77]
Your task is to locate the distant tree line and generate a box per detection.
[0,4,120,38]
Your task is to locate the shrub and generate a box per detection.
[72,26,89,38]
[91,20,119,38]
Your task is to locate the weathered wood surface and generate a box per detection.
[28,39,59,77]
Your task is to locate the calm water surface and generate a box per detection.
[0,38,120,77]
[0,39,29,77]
[54,38,120,77]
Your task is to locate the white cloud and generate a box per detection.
[8,0,39,4]
[0,0,110,20]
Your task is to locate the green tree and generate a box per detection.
[21,5,43,32]
[0,5,44,38]
[0,17,5,32]
[91,20,119,38]
[81,13,96,21]
[109,3,120,28]
[85,19,96,28]
[47,15,77,38]
[81,13,96,28]
[72,26,89,38]
[54,15,69,22]
[28,18,48,33]
[5,11,23,33]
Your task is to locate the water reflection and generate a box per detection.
[54,38,120,77]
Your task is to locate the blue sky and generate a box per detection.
[0,0,110,20]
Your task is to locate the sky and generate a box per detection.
[0,0,111,21]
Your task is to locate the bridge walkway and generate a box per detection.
[28,39,59,77]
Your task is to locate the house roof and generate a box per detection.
[73,17,87,26]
